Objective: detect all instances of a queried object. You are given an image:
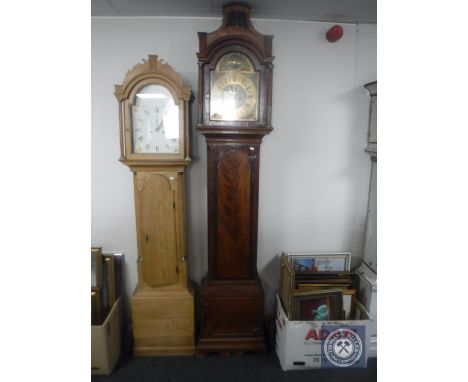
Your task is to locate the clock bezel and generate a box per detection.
[125,78,185,160]
[115,55,192,163]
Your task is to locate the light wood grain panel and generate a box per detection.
[132,296,193,319]
[133,318,193,337]
[131,288,195,355]
[133,340,194,356]
[135,172,178,287]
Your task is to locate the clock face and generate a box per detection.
[210,52,259,121]
[131,84,180,154]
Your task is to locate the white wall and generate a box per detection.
[91,17,376,315]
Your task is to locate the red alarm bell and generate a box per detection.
[326,25,343,42]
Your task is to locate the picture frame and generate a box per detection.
[285,252,351,272]
[91,288,102,325]
[342,289,357,320]
[279,254,295,319]
[102,254,116,310]
[113,253,125,300]
[293,291,343,321]
[91,247,102,288]
[295,272,355,291]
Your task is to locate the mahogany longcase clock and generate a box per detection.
[115,55,195,356]
[196,3,274,354]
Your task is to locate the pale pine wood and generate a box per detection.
[115,55,191,163]
[115,55,194,355]
[131,287,195,356]
[135,172,178,287]
[131,167,190,291]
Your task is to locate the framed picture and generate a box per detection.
[113,253,126,300]
[102,254,116,310]
[285,252,351,272]
[91,288,102,325]
[91,247,102,288]
[293,291,343,321]
[295,272,355,289]
[279,254,294,319]
[342,289,357,320]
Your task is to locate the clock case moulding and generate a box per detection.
[115,55,195,356]
[196,2,274,355]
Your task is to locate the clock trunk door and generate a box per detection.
[136,172,179,287]
[208,145,259,279]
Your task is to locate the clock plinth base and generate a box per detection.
[196,278,266,355]
[131,286,195,356]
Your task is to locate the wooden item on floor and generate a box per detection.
[115,55,195,356]
[91,288,102,326]
[196,2,274,354]
[91,247,102,289]
[101,254,116,316]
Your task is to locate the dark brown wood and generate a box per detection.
[196,2,274,129]
[197,278,266,354]
[196,2,273,354]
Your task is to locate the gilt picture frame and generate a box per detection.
[285,252,351,273]
[91,247,102,288]
[102,254,116,310]
[279,254,294,319]
[293,291,343,321]
[342,289,357,320]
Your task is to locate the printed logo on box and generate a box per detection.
[304,328,329,343]
[321,325,366,368]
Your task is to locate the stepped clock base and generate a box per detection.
[131,286,195,356]
[196,336,266,355]
[196,278,267,355]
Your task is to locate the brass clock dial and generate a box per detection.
[209,52,259,121]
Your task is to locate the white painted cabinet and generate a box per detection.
[356,80,377,358]
[363,81,377,272]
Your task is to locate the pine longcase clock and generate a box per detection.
[196,3,274,354]
[115,55,194,356]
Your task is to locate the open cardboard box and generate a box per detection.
[91,297,122,375]
[275,293,371,371]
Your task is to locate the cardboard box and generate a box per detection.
[355,262,377,357]
[275,294,370,371]
[91,297,122,375]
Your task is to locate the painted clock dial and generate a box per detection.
[131,84,180,154]
[210,52,259,121]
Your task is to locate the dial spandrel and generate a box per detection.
[131,84,180,154]
[210,52,259,121]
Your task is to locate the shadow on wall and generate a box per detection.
[259,254,281,315]
[259,254,281,351]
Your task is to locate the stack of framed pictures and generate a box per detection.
[279,252,357,321]
[91,248,125,326]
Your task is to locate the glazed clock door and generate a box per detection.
[131,84,181,155]
[135,172,179,287]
